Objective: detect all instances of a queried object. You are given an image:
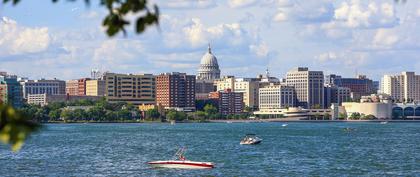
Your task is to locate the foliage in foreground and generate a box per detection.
[0,104,40,152]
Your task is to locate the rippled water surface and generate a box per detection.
[1,122,420,176]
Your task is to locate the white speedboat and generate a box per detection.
[380,121,388,124]
[240,134,262,145]
[148,160,214,169]
[148,148,214,169]
[281,124,288,127]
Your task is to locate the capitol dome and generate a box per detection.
[197,44,221,81]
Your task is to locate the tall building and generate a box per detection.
[259,83,295,111]
[104,73,155,105]
[382,72,420,102]
[324,85,351,108]
[209,89,243,116]
[156,72,195,111]
[196,44,221,81]
[20,78,66,99]
[66,80,79,96]
[0,75,23,107]
[286,67,324,109]
[78,78,91,95]
[216,76,260,109]
[86,79,106,96]
[325,74,375,100]
[195,79,216,100]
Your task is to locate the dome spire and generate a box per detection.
[208,43,212,54]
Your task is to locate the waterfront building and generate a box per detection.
[196,44,220,81]
[195,79,216,100]
[104,72,155,105]
[286,67,324,109]
[20,78,66,99]
[77,78,91,95]
[66,80,79,96]
[209,89,243,115]
[259,83,295,111]
[324,85,351,108]
[381,72,420,103]
[325,74,375,100]
[156,72,195,111]
[27,93,102,106]
[0,75,23,107]
[86,79,106,96]
[216,76,260,110]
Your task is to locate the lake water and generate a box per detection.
[1,122,420,176]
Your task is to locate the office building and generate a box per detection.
[105,73,155,105]
[216,76,260,109]
[259,83,295,111]
[209,89,243,115]
[381,72,420,102]
[20,78,66,99]
[78,78,91,95]
[27,93,101,106]
[156,72,196,111]
[325,74,375,100]
[86,79,106,96]
[286,67,324,109]
[0,75,23,107]
[324,85,351,108]
[66,80,79,96]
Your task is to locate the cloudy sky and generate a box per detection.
[0,0,419,81]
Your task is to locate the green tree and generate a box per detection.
[323,113,331,120]
[166,110,177,121]
[338,113,347,120]
[0,104,40,151]
[145,108,160,120]
[204,104,218,115]
[48,109,62,121]
[73,109,87,121]
[60,109,74,122]
[350,112,361,120]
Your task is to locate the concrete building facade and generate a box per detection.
[326,74,375,100]
[27,93,102,106]
[324,85,351,108]
[86,79,106,96]
[105,73,155,105]
[156,72,196,111]
[259,83,295,111]
[20,79,66,99]
[286,67,324,109]
[77,78,91,95]
[382,72,420,103]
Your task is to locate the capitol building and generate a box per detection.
[196,44,221,99]
[197,44,221,81]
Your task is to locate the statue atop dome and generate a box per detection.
[197,43,221,81]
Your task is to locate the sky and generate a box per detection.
[0,0,419,81]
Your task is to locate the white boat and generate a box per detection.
[281,124,288,127]
[148,148,214,169]
[380,121,388,124]
[240,134,262,145]
[148,160,214,169]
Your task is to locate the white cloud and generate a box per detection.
[228,0,257,8]
[273,11,287,22]
[372,28,399,48]
[0,17,50,56]
[250,42,269,57]
[153,0,216,9]
[316,52,338,63]
[333,1,399,28]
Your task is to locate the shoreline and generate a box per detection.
[41,119,420,124]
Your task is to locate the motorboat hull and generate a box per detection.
[240,140,262,145]
[148,160,214,169]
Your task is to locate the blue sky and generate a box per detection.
[0,0,419,81]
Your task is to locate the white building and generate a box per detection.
[286,67,324,109]
[196,44,221,81]
[381,72,420,103]
[259,83,295,111]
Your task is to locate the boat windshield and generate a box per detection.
[174,147,187,161]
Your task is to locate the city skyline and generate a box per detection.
[1,0,420,81]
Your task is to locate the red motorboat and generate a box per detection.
[148,148,214,169]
